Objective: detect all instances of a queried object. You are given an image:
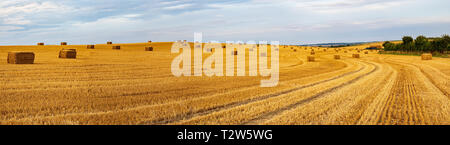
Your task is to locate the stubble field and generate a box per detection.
[0,42,449,125]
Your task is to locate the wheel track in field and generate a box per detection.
[376,61,428,125]
[141,60,367,125]
[9,59,358,123]
[241,61,379,125]
[388,59,449,98]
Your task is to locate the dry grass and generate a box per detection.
[0,42,449,125]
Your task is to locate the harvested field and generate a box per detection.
[0,42,449,125]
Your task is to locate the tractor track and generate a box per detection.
[141,61,367,125]
[376,61,428,125]
[242,61,379,125]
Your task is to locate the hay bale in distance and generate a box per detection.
[61,42,67,45]
[311,51,315,55]
[87,45,95,49]
[307,56,315,62]
[59,49,76,59]
[364,51,368,54]
[421,53,432,60]
[334,55,341,59]
[8,52,35,64]
[148,40,152,43]
[233,51,238,55]
[37,43,44,46]
[145,47,154,51]
[352,54,360,58]
[112,46,121,50]
[107,41,113,45]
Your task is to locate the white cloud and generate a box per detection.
[162,4,193,10]
[0,0,74,27]
[290,0,411,13]
[0,26,23,31]
[2,16,31,25]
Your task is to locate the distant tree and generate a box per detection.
[402,36,413,44]
[382,41,391,48]
[383,41,395,51]
[394,43,401,51]
[443,34,450,51]
[442,34,450,43]
[430,39,447,53]
[415,35,428,52]
[437,38,448,53]
[424,41,432,52]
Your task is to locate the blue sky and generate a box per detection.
[0,0,449,45]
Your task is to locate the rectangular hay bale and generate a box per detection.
[8,52,35,64]
[352,54,360,58]
[59,49,76,59]
[37,43,44,46]
[421,53,432,60]
[107,41,113,45]
[145,47,154,51]
[334,55,340,59]
[307,56,315,62]
[112,46,121,50]
[61,42,67,45]
[87,45,95,49]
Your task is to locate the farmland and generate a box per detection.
[0,42,449,125]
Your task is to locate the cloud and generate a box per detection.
[0,26,23,31]
[290,0,411,13]
[0,0,449,45]
[162,3,193,10]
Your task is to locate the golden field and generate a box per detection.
[0,42,449,125]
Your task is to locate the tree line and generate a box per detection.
[383,35,450,53]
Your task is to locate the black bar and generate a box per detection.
[1,125,447,144]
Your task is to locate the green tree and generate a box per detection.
[384,42,395,51]
[442,34,450,51]
[415,35,428,52]
[402,36,413,44]
[437,39,448,53]
[382,41,391,48]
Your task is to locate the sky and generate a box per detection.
[0,0,449,45]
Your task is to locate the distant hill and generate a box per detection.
[299,41,396,47]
